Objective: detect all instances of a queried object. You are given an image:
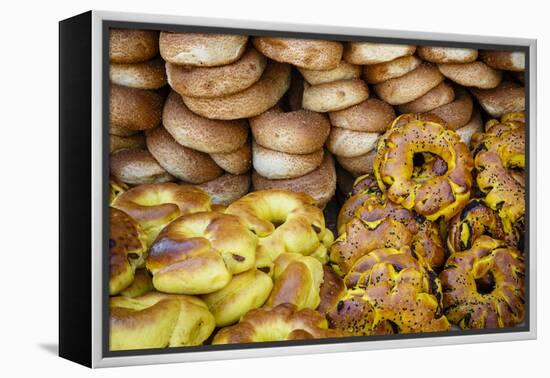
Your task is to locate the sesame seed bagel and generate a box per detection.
[146,126,222,184]
[110,148,174,185]
[455,109,483,146]
[427,86,474,130]
[250,107,331,154]
[110,123,138,137]
[336,150,376,177]
[326,127,379,158]
[159,32,248,67]
[110,84,164,131]
[162,91,248,154]
[373,63,444,105]
[196,173,251,206]
[109,29,159,64]
[252,142,324,179]
[302,79,370,112]
[397,81,456,114]
[166,48,267,98]
[344,42,416,65]
[110,133,146,153]
[209,142,252,175]
[438,61,502,89]
[253,37,343,70]
[298,60,361,85]
[252,153,337,208]
[417,46,478,64]
[329,98,395,132]
[470,81,525,118]
[110,58,167,90]
[181,62,291,120]
[480,50,525,72]
[363,55,422,84]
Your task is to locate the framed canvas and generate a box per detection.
[59,10,537,368]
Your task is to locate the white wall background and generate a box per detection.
[1,0,546,376]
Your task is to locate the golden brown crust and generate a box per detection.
[252,142,324,179]
[209,142,252,175]
[336,150,376,177]
[110,58,167,90]
[317,265,346,314]
[109,29,159,64]
[298,60,361,85]
[212,303,342,344]
[480,50,525,72]
[417,46,478,64]
[110,133,146,153]
[302,79,370,112]
[427,86,473,130]
[343,42,416,65]
[119,269,154,298]
[110,148,174,185]
[110,84,164,131]
[373,63,444,105]
[182,62,291,120]
[397,81,455,114]
[363,55,422,84]
[145,126,222,184]
[252,153,337,208]
[440,236,524,329]
[196,173,251,206]
[438,61,502,89]
[326,127,379,158]
[470,81,525,118]
[159,32,248,66]
[163,91,249,154]
[146,212,258,294]
[329,98,395,133]
[250,107,331,154]
[166,48,267,98]
[253,37,343,70]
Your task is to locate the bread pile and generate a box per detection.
[107,28,527,351]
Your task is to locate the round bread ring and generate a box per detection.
[119,269,154,298]
[427,86,474,130]
[182,62,291,120]
[327,247,449,335]
[455,109,483,146]
[336,150,376,177]
[210,142,252,175]
[438,61,502,89]
[266,253,324,310]
[166,48,267,98]
[110,123,138,137]
[326,127,379,158]
[417,46,478,63]
[196,173,251,206]
[252,142,324,179]
[110,84,163,131]
[212,303,342,344]
[162,91,248,154]
[373,63,444,105]
[397,81,455,114]
[110,292,215,350]
[374,114,474,221]
[109,208,148,295]
[298,60,361,85]
[110,58,167,90]
[329,98,395,133]
[302,79,370,113]
[112,182,211,245]
[110,133,145,153]
[363,55,422,84]
[250,107,331,154]
[225,189,334,263]
[343,42,416,65]
[145,126,222,184]
[146,211,258,294]
[201,269,273,327]
[440,236,525,329]
[252,153,337,208]
[316,265,346,314]
[253,37,343,70]
[470,81,525,118]
[480,50,525,72]
[159,32,248,67]
[109,29,159,64]
[110,148,174,185]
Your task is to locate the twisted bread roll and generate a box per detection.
[316,265,346,314]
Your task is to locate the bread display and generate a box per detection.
[107,28,527,351]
